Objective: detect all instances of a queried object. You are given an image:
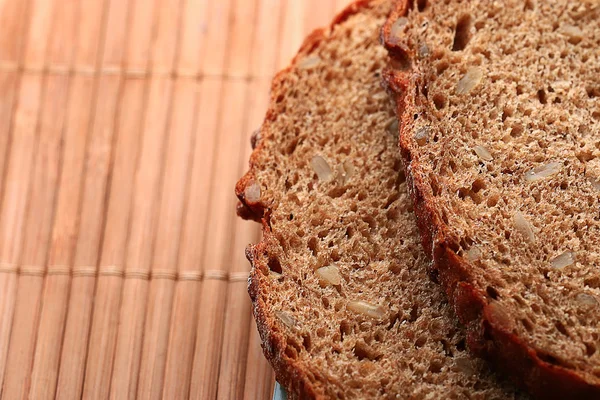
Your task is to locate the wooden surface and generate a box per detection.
[0,0,349,398]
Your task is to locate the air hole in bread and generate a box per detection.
[433,93,446,110]
[452,15,473,51]
[268,257,282,274]
[415,335,427,348]
[448,159,458,174]
[389,48,412,71]
[331,249,341,262]
[516,84,525,95]
[436,60,450,75]
[585,343,597,357]
[487,194,500,207]
[521,318,535,333]
[429,359,444,373]
[486,286,500,300]
[524,0,535,11]
[285,138,299,155]
[417,0,427,12]
[537,89,548,104]
[409,304,419,322]
[510,124,523,138]
[302,333,312,351]
[502,107,513,122]
[316,327,326,338]
[587,86,600,98]
[554,320,569,337]
[285,343,300,360]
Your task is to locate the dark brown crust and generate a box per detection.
[236,2,382,399]
[381,2,600,399]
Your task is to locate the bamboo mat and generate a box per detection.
[0,0,350,398]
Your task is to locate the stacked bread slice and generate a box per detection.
[382,0,600,398]
[236,0,600,398]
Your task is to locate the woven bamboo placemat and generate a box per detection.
[0,0,349,398]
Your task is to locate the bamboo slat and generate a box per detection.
[0,0,30,66]
[136,77,197,400]
[100,0,131,70]
[150,0,182,74]
[0,74,44,388]
[336,0,351,12]
[22,0,56,70]
[29,75,95,400]
[1,73,69,400]
[82,78,145,400]
[55,74,122,399]
[244,318,276,400]
[305,0,337,36]
[250,0,283,78]
[200,0,233,76]
[74,0,109,70]
[225,0,258,78]
[176,0,208,77]
[160,77,222,399]
[125,0,159,73]
[189,78,249,400]
[76,1,131,396]
[277,0,306,70]
[110,76,172,399]
[216,77,270,400]
[46,0,78,70]
[0,71,18,209]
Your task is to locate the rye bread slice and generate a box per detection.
[382,1,600,398]
[235,1,523,398]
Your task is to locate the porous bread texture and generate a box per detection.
[236,1,522,398]
[383,0,600,397]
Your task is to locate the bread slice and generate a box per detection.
[235,1,523,398]
[382,1,600,398]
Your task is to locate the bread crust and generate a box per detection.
[381,1,600,398]
[236,2,383,398]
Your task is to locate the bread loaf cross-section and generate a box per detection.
[236,1,523,398]
[382,0,600,398]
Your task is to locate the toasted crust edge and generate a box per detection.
[236,2,380,399]
[381,1,600,399]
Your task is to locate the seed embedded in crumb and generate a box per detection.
[513,211,535,243]
[298,56,321,69]
[454,357,475,375]
[474,146,493,161]
[311,155,333,181]
[336,161,355,185]
[550,251,575,269]
[244,182,261,203]
[576,292,598,306]
[414,126,430,146]
[390,17,409,42]
[560,24,583,44]
[347,300,386,319]
[316,265,342,286]
[275,311,296,329]
[465,245,483,262]
[588,177,600,191]
[456,67,483,94]
[270,270,283,279]
[524,161,562,182]
[418,42,430,58]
